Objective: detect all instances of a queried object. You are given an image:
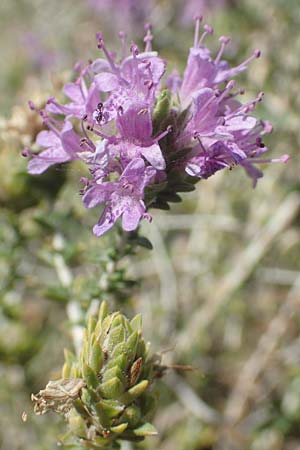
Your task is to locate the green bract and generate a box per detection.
[32,301,159,449]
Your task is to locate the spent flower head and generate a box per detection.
[23,17,288,237]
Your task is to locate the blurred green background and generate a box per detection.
[1,1,300,449]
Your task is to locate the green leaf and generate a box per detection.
[102,366,126,385]
[120,380,149,405]
[99,377,124,399]
[87,315,97,336]
[107,324,126,353]
[106,353,128,372]
[120,405,141,428]
[125,331,139,365]
[150,201,170,210]
[98,300,108,324]
[135,236,153,250]
[81,387,98,409]
[73,399,90,419]
[97,313,117,345]
[158,192,182,203]
[130,314,142,333]
[82,364,98,390]
[89,342,103,374]
[62,362,72,378]
[173,182,196,192]
[133,422,158,437]
[97,399,124,419]
[110,423,128,434]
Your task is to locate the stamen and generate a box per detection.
[96,32,121,77]
[198,24,214,47]
[194,133,208,156]
[39,110,61,138]
[47,97,75,117]
[193,14,203,48]
[155,125,173,142]
[216,80,236,102]
[144,23,153,52]
[249,154,290,164]
[86,124,117,144]
[118,31,127,59]
[215,36,231,65]
[225,91,264,119]
[130,43,141,88]
[233,49,261,72]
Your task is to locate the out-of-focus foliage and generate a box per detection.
[1,1,300,450]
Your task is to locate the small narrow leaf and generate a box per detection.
[111,423,128,434]
[133,422,158,437]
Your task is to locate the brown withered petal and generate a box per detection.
[32,378,85,415]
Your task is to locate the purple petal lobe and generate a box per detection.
[140,143,166,170]
[122,203,143,231]
[83,183,115,208]
[95,73,120,92]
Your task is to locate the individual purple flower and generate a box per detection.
[47,65,100,123]
[83,158,156,236]
[24,103,82,174]
[115,101,166,170]
[178,17,261,106]
[93,30,166,121]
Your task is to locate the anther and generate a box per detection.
[21,148,30,157]
[28,100,36,111]
[204,24,214,34]
[254,49,261,58]
[215,36,231,65]
[198,24,214,47]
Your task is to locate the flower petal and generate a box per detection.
[27,148,70,174]
[83,183,115,208]
[140,144,166,170]
[122,203,144,231]
[36,130,60,148]
[95,73,120,92]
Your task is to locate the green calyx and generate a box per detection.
[33,301,159,449]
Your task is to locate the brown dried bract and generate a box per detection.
[128,357,143,387]
[31,378,85,416]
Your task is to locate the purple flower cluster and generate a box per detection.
[24,18,288,237]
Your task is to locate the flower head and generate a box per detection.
[24,19,287,237]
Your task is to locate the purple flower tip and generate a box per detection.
[254,49,261,58]
[204,24,214,34]
[28,100,36,111]
[193,14,203,22]
[280,154,290,163]
[21,148,30,157]
[219,36,231,44]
